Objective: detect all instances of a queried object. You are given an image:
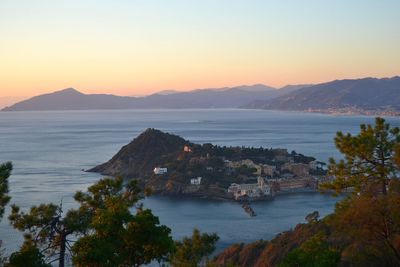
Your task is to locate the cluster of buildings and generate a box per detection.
[225,158,320,178]
[228,177,271,200]
[153,145,324,201]
[226,158,323,200]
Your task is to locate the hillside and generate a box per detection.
[213,221,328,267]
[88,128,189,178]
[88,129,317,197]
[246,77,400,114]
[1,84,296,111]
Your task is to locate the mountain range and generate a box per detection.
[2,76,399,114]
[1,84,297,111]
[245,76,400,113]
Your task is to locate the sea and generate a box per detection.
[1,109,399,256]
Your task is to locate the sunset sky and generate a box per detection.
[0,0,399,98]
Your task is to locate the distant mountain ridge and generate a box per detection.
[2,76,399,113]
[246,77,400,114]
[2,84,293,111]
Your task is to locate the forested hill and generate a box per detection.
[245,76,400,113]
[88,128,190,178]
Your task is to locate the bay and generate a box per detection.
[1,109,399,254]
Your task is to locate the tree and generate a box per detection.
[278,232,340,267]
[170,229,219,267]
[0,162,12,220]
[6,236,51,267]
[8,202,89,267]
[323,117,400,195]
[305,211,320,224]
[395,143,400,167]
[329,179,400,266]
[71,177,174,267]
[0,162,12,265]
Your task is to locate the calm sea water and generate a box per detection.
[1,109,399,254]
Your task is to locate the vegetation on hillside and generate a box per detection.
[214,117,400,267]
[0,162,12,265]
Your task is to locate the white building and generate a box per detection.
[153,167,167,175]
[183,145,192,152]
[227,177,271,200]
[190,177,202,185]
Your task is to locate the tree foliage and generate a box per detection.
[6,236,50,267]
[323,117,400,195]
[170,228,219,267]
[0,162,12,221]
[0,162,12,265]
[71,177,174,267]
[328,179,400,266]
[8,201,88,267]
[278,231,340,267]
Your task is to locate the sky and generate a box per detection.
[0,0,399,98]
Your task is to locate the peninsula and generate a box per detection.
[88,129,326,201]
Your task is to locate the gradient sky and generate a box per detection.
[0,0,399,97]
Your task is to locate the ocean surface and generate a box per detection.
[1,109,399,256]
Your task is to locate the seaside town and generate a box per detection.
[152,144,326,202]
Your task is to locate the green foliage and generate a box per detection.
[395,143,400,167]
[0,162,12,266]
[0,162,12,221]
[170,228,219,267]
[8,201,90,267]
[236,165,257,176]
[323,117,400,195]
[278,232,340,267]
[72,177,174,267]
[6,237,50,267]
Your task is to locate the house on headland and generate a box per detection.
[153,167,168,175]
[190,177,202,185]
[183,145,192,152]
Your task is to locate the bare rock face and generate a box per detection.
[88,128,189,179]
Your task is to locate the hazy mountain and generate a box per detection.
[152,89,180,95]
[245,77,400,111]
[1,88,136,111]
[2,84,293,111]
[0,96,27,109]
[278,84,314,92]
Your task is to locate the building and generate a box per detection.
[281,163,310,177]
[227,177,271,200]
[190,177,202,185]
[309,160,326,171]
[183,145,192,152]
[263,164,276,177]
[278,178,315,191]
[274,149,288,162]
[153,167,167,175]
